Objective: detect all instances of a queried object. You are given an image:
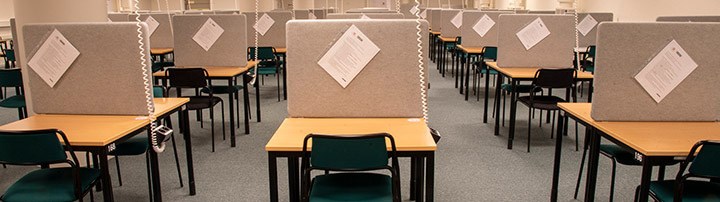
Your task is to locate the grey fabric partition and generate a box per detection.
[293,10,309,19]
[308,9,327,19]
[430,9,442,31]
[108,13,130,22]
[425,8,437,29]
[243,11,292,47]
[286,20,429,118]
[497,14,574,68]
[139,14,174,48]
[461,11,512,47]
[577,13,613,47]
[528,10,556,14]
[440,9,462,38]
[327,13,404,19]
[10,18,20,65]
[514,9,529,14]
[184,10,238,15]
[656,16,720,22]
[481,8,499,11]
[346,7,391,13]
[23,23,153,115]
[399,3,418,19]
[591,22,720,121]
[173,14,248,67]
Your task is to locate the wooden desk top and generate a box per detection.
[486,62,593,80]
[150,48,174,55]
[153,60,258,78]
[457,45,484,54]
[430,31,440,35]
[559,103,720,157]
[439,37,457,43]
[274,47,286,54]
[0,98,188,147]
[266,118,437,152]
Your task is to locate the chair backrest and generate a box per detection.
[0,68,23,88]
[4,49,15,61]
[532,68,576,89]
[587,45,596,58]
[483,47,498,60]
[687,140,720,179]
[303,133,395,171]
[153,86,166,98]
[248,47,276,61]
[166,68,209,89]
[0,130,71,165]
[455,36,462,45]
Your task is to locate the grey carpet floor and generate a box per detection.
[0,60,675,201]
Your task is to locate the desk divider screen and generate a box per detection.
[577,13,613,47]
[656,16,720,22]
[461,11,512,47]
[346,7,391,13]
[184,10,238,15]
[108,13,130,22]
[286,20,429,118]
[293,10,309,19]
[440,9,462,38]
[528,10,556,14]
[591,22,720,121]
[173,14,248,67]
[327,13,405,19]
[514,10,530,14]
[430,9,442,32]
[425,8,437,29]
[23,23,153,115]
[400,4,419,19]
[308,9,328,19]
[242,11,292,48]
[497,14,575,68]
[10,18,20,65]
[140,14,174,48]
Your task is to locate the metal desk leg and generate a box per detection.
[410,157,417,200]
[148,129,163,202]
[228,78,236,147]
[255,79,261,122]
[242,75,250,134]
[588,80,594,103]
[464,54,471,100]
[426,153,435,202]
[507,80,518,149]
[288,157,300,202]
[584,128,601,202]
[268,153,279,202]
[282,54,287,100]
[483,62,490,123]
[550,112,565,202]
[416,157,425,202]
[636,156,653,202]
[181,109,196,195]
[98,149,115,202]
[494,75,503,135]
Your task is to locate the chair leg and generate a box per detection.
[115,155,123,186]
[145,152,153,200]
[609,159,617,202]
[170,133,184,187]
[575,122,579,151]
[210,106,215,152]
[527,107,532,153]
[220,101,226,141]
[276,73,281,102]
[502,91,506,127]
[574,137,590,199]
[198,109,204,128]
[550,111,556,138]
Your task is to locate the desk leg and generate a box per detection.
[584,128,600,202]
[455,52,460,88]
[483,63,490,123]
[441,43,446,77]
[268,153,279,202]
[243,75,250,134]
[587,80,594,103]
[550,112,565,202]
[98,149,114,202]
[288,157,300,202]
[636,156,653,202]
[425,153,435,202]
[494,75,503,135]
[228,78,237,147]
[255,78,261,122]
[182,109,196,195]
[147,129,163,202]
[410,157,417,201]
[282,54,287,100]
[415,157,425,202]
[508,80,518,150]
[464,55,471,100]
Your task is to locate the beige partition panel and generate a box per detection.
[173,14,248,67]
[184,10,238,15]
[293,10,309,19]
[10,18,20,65]
[346,7,391,13]
[23,23,153,115]
[497,14,575,68]
[440,9,462,38]
[591,22,720,121]
[461,11,511,47]
[286,20,429,118]
[327,13,404,19]
[139,14,174,48]
[430,9,442,32]
[425,8,436,29]
[656,16,720,22]
[529,10,555,14]
[577,13,613,47]
[309,9,327,19]
[243,11,292,48]
[108,13,130,22]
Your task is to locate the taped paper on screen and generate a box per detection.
[317,25,380,88]
[451,11,463,28]
[253,13,275,36]
[473,14,495,37]
[577,15,598,36]
[309,12,317,19]
[635,40,698,103]
[516,17,550,50]
[145,16,160,36]
[360,14,371,20]
[420,9,427,19]
[27,29,80,88]
[410,5,420,15]
[192,18,225,51]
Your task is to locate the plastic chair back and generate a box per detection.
[0,68,22,88]
[304,133,394,171]
[166,68,208,89]
[0,130,69,165]
[4,49,15,61]
[533,68,576,89]
[483,47,498,60]
[688,141,720,179]
[248,47,276,61]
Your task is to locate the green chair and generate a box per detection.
[0,129,101,202]
[0,68,27,119]
[647,140,720,202]
[3,49,16,69]
[248,47,282,102]
[301,133,401,202]
[472,46,499,101]
[574,144,642,201]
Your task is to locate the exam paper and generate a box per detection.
[450,11,463,28]
[516,17,551,50]
[420,9,427,19]
[472,14,495,37]
[576,15,598,36]
[27,29,80,88]
[145,16,160,36]
[360,14,371,19]
[192,18,225,51]
[410,5,420,15]
[317,25,380,88]
[635,40,698,103]
[253,13,275,36]
[309,12,317,19]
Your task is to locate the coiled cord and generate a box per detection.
[413,0,428,122]
[573,0,581,70]
[132,0,162,152]
[250,0,259,85]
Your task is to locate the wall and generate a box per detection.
[580,0,720,22]
[0,0,15,39]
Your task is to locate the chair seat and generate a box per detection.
[599,144,641,165]
[649,180,720,202]
[201,85,243,94]
[1,168,100,202]
[517,96,566,110]
[501,84,542,93]
[309,173,393,202]
[583,66,595,73]
[0,95,25,108]
[109,136,149,156]
[186,96,222,110]
[257,68,278,75]
[479,68,498,75]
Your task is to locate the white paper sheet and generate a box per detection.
[634,40,699,103]
[309,12,317,19]
[145,16,160,36]
[576,14,598,36]
[360,14,371,19]
[192,18,225,51]
[420,9,427,19]
[27,29,80,88]
[410,5,420,15]
[450,11,462,28]
[317,25,381,88]
[107,18,113,22]
[253,13,275,36]
[472,14,495,37]
[515,17,551,50]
